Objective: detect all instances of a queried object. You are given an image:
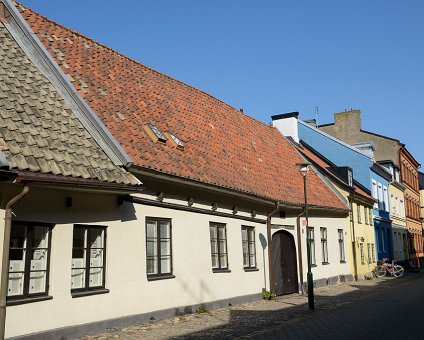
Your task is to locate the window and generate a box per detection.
[71,225,106,292]
[349,201,353,222]
[8,222,52,300]
[146,218,172,278]
[383,186,388,212]
[369,208,373,224]
[371,244,376,262]
[364,207,369,225]
[307,227,316,265]
[143,123,167,143]
[372,180,378,209]
[359,243,365,264]
[241,226,256,269]
[210,223,228,271]
[164,131,185,150]
[338,229,345,262]
[320,228,328,264]
[348,169,353,187]
[367,243,372,264]
[378,184,383,210]
[357,205,362,224]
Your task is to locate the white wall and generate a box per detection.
[2,186,268,338]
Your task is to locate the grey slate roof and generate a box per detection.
[0,23,138,185]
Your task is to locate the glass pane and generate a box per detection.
[146,239,156,257]
[71,268,85,289]
[210,239,217,254]
[159,221,170,238]
[146,221,157,238]
[241,228,247,242]
[219,240,227,254]
[88,229,103,249]
[31,251,47,271]
[218,226,226,240]
[7,272,24,296]
[219,254,227,268]
[9,249,25,262]
[209,226,217,239]
[33,227,49,248]
[160,256,171,274]
[243,253,249,267]
[10,225,26,248]
[211,254,218,268]
[90,248,103,268]
[249,255,256,267]
[160,240,171,256]
[29,270,46,294]
[248,228,254,242]
[242,240,248,257]
[249,242,255,257]
[147,258,157,275]
[73,228,86,248]
[89,268,103,287]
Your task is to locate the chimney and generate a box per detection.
[334,109,362,131]
[271,112,299,143]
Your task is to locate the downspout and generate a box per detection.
[349,197,358,281]
[0,186,29,340]
[266,202,280,293]
[296,210,305,294]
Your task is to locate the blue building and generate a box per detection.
[272,112,393,260]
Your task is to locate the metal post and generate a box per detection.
[303,175,314,310]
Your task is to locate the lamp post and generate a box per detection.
[296,161,314,310]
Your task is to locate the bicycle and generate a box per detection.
[374,258,404,278]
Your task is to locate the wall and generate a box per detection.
[1,185,267,338]
[389,184,408,263]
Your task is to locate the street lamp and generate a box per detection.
[296,161,315,310]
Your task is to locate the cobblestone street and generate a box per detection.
[81,272,424,339]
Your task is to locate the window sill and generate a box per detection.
[7,295,52,306]
[244,267,259,272]
[322,262,330,265]
[72,289,109,298]
[310,264,317,268]
[212,268,231,273]
[340,260,346,264]
[147,274,175,281]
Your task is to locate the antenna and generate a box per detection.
[315,106,319,126]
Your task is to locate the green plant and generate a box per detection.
[262,289,276,300]
[195,306,208,314]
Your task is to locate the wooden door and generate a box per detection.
[272,231,298,295]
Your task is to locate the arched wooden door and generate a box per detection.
[272,231,299,295]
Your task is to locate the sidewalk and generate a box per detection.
[81,273,422,340]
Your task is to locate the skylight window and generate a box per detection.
[143,123,167,143]
[165,131,185,150]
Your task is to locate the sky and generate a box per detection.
[19,0,424,165]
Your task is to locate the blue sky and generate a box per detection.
[20,0,424,165]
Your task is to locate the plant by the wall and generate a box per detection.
[262,289,276,301]
[195,306,209,314]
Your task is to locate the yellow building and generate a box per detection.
[295,143,377,280]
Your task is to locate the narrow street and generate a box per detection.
[84,273,424,339]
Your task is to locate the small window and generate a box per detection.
[71,225,106,292]
[143,123,167,143]
[241,226,256,270]
[307,227,316,265]
[146,218,172,278]
[338,229,345,262]
[347,169,353,187]
[360,243,365,264]
[320,228,328,264]
[367,243,372,264]
[165,131,185,150]
[210,223,229,271]
[8,222,53,300]
[364,207,369,225]
[357,205,362,224]
[369,208,373,224]
[371,244,376,262]
[349,202,353,222]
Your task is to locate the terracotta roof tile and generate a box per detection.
[19,5,347,210]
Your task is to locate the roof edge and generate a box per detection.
[4,0,133,167]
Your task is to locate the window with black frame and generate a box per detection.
[320,227,328,264]
[146,218,172,279]
[338,229,345,262]
[307,227,316,266]
[241,226,256,270]
[210,222,229,271]
[71,225,106,293]
[8,222,52,301]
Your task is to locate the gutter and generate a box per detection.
[0,185,29,340]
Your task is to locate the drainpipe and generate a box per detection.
[350,197,358,281]
[0,186,29,340]
[266,202,280,293]
[296,210,305,294]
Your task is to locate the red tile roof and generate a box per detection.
[18,4,348,210]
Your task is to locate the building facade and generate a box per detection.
[319,110,422,266]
